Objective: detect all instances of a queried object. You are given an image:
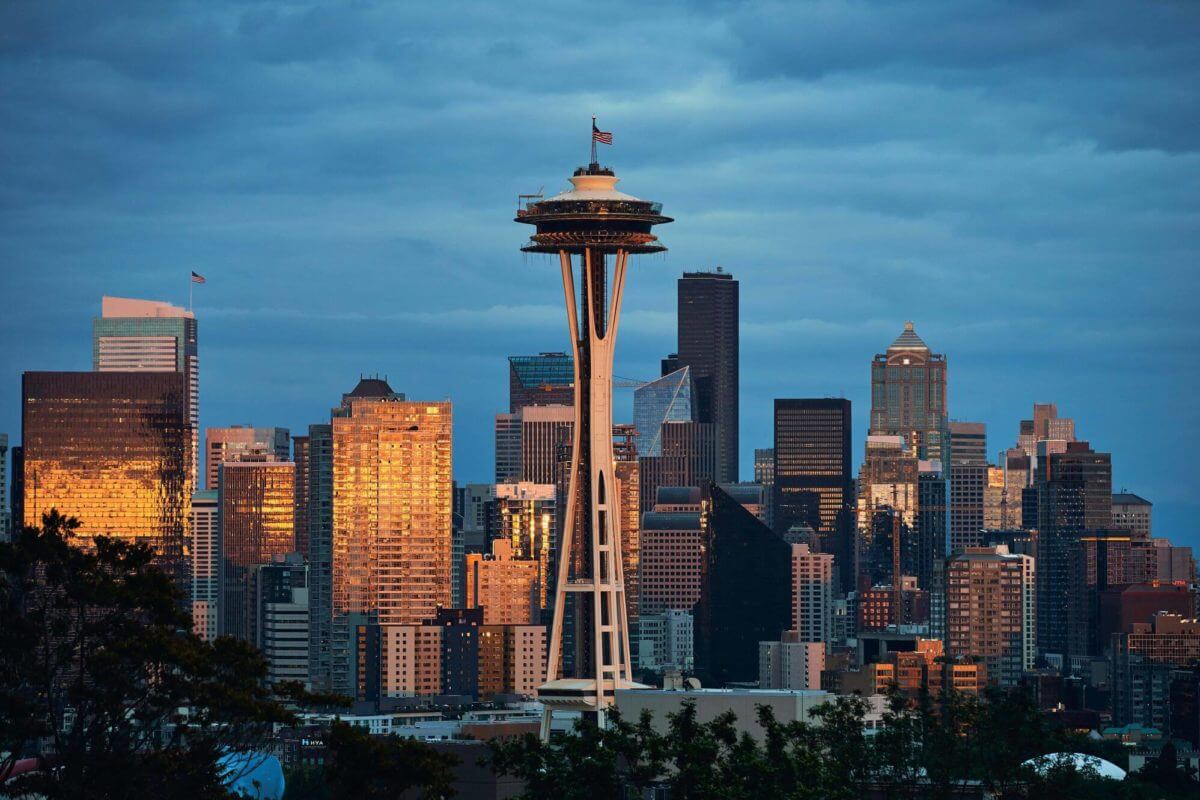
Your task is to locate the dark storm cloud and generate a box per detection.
[1,0,1198,542]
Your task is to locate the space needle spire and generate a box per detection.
[516,126,670,738]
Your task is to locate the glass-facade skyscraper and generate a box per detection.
[93,296,199,488]
[677,270,739,483]
[869,322,948,462]
[508,352,573,413]
[772,399,853,541]
[633,366,695,458]
[22,371,191,590]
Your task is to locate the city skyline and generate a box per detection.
[2,1,1198,548]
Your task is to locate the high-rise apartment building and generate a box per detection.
[773,399,852,543]
[949,421,988,553]
[331,387,452,694]
[789,543,834,644]
[676,270,739,482]
[633,367,695,459]
[219,460,295,641]
[253,553,310,688]
[946,545,1036,686]
[466,538,538,625]
[205,425,290,492]
[508,353,574,413]
[478,624,548,699]
[869,322,948,462]
[22,371,191,590]
[190,490,219,641]
[93,296,199,487]
[305,422,334,692]
[494,482,555,609]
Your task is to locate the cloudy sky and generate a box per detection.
[2,1,1198,546]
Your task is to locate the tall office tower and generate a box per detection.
[461,483,497,550]
[509,353,574,412]
[1002,450,1032,528]
[0,433,8,541]
[984,466,1005,530]
[218,460,295,641]
[305,422,334,692]
[205,426,291,492]
[494,413,521,482]
[633,367,695,459]
[856,435,919,588]
[1112,614,1200,729]
[676,270,739,483]
[772,399,853,550]
[1112,493,1152,540]
[638,421,718,514]
[331,385,452,695]
[789,543,834,644]
[93,296,199,487]
[869,322,948,462]
[494,482,556,608]
[946,546,1036,686]
[1015,403,1077,483]
[639,492,704,616]
[292,434,310,555]
[753,447,775,528]
[253,553,310,688]
[189,490,220,641]
[949,421,988,553]
[1035,441,1112,663]
[466,539,538,624]
[22,372,191,590]
[917,463,949,638]
[612,427,642,649]
[516,152,670,731]
[693,484,792,686]
[519,405,574,484]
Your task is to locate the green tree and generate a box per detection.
[0,511,293,799]
[322,721,458,799]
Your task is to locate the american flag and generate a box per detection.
[592,121,613,146]
[191,271,206,284]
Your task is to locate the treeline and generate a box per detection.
[488,689,1198,800]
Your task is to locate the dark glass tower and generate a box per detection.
[677,270,739,483]
[509,353,574,412]
[1035,441,1112,662]
[693,484,791,686]
[772,399,853,546]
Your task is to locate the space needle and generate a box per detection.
[516,120,672,737]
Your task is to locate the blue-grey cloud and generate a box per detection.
[1,0,1198,545]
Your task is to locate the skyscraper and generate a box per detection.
[949,421,988,553]
[22,371,191,590]
[519,405,574,484]
[946,546,1036,686]
[638,421,718,514]
[1111,493,1152,540]
[305,422,334,692]
[693,484,792,686]
[189,490,219,641]
[869,322,948,462]
[292,434,311,555]
[509,352,574,412]
[494,413,521,483]
[219,460,295,641]
[676,270,739,482]
[639,495,704,616]
[495,482,556,610]
[516,150,670,732]
[466,538,539,625]
[331,385,452,694]
[93,296,199,487]
[253,553,310,688]
[772,399,852,543]
[633,367,695,459]
[789,543,834,644]
[0,433,9,541]
[1034,441,1112,662]
[205,425,291,492]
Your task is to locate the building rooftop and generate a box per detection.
[1112,492,1152,506]
[346,376,397,398]
[101,296,193,320]
[642,511,703,531]
[887,321,929,352]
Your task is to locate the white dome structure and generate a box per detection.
[1022,752,1127,781]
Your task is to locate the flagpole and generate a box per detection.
[591,115,597,165]
[189,273,193,312]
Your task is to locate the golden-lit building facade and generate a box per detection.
[495,482,555,609]
[219,460,295,641]
[21,371,191,589]
[466,539,538,625]
[479,624,547,699]
[614,426,641,635]
[332,398,452,626]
